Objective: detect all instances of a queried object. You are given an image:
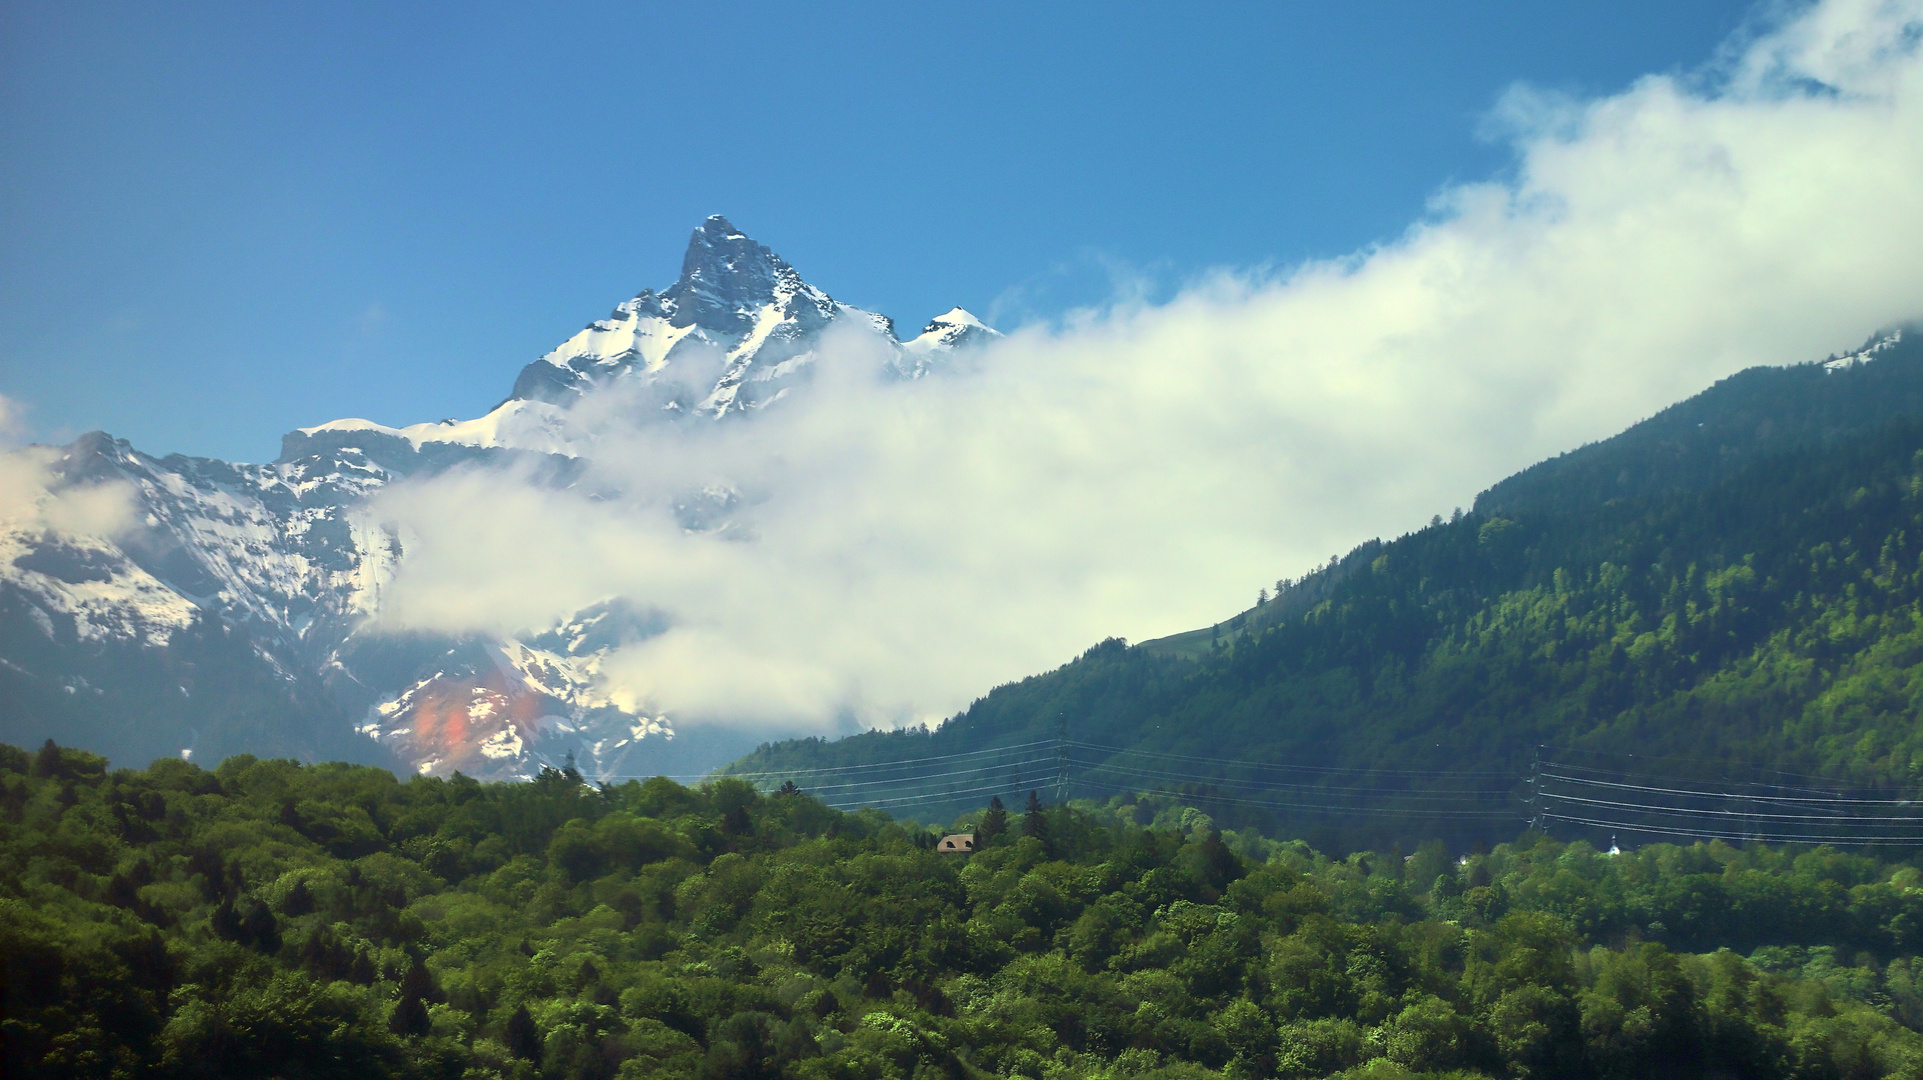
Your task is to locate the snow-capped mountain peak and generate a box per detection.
[509,215,866,413]
[0,215,1000,782]
[928,307,985,330]
[903,306,1001,360]
[509,218,1001,415]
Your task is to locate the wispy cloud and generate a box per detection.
[369,0,1923,734]
[0,394,25,450]
[0,433,138,541]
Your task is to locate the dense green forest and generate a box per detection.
[726,333,1923,846]
[16,740,1923,1079]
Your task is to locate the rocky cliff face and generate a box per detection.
[0,217,999,780]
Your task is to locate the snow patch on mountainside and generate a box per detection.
[1827,329,1905,371]
[299,399,585,457]
[540,297,701,377]
[0,535,199,647]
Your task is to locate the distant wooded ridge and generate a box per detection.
[727,330,1923,852]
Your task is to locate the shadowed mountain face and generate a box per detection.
[665,215,831,335]
[0,218,998,779]
[723,330,1923,850]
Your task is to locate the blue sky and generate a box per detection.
[0,1,1759,462]
[6,0,1923,729]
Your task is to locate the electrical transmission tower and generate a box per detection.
[1528,745,1541,832]
[1053,713,1070,805]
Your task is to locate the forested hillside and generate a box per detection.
[16,741,1923,1079]
[725,331,1923,847]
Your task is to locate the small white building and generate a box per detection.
[937,834,976,854]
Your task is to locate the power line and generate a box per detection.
[1538,771,1921,806]
[737,742,1520,817]
[1071,761,1580,818]
[1537,790,1923,826]
[819,776,1014,808]
[1542,758,1863,797]
[1069,739,1514,779]
[594,736,1923,847]
[1538,810,1923,846]
[802,767,1510,818]
[783,755,1058,795]
[1538,745,1882,789]
[1533,752,1923,848]
[819,779,1024,812]
[1072,777,1521,820]
[598,738,1058,782]
[1070,757,1513,800]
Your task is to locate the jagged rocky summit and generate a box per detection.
[0,216,999,781]
[287,215,989,459]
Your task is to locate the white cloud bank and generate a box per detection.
[0,395,137,539]
[372,0,1923,733]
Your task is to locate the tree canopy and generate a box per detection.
[10,742,1923,1078]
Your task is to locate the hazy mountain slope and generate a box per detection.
[724,328,1923,846]
[1136,330,1923,663]
[1480,330,1920,519]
